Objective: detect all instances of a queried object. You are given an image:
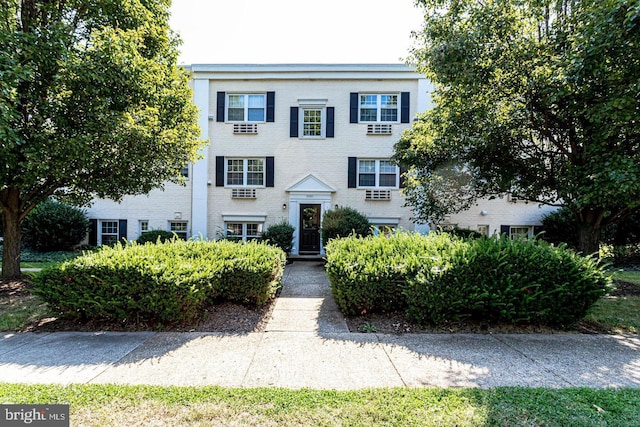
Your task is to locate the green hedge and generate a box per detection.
[404,235,610,327]
[34,240,286,324]
[325,232,610,327]
[325,232,463,316]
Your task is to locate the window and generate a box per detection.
[226,158,264,187]
[180,163,189,178]
[477,225,490,237]
[100,220,119,245]
[139,220,149,235]
[359,94,398,123]
[302,108,323,137]
[510,226,532,239]
[225,222,263,242]
[169,221,188,240]
[358,159,399,188]
[227,94,265,122]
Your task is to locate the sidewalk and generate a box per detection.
[1,261,639,389]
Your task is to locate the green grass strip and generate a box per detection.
[1,384,638,426]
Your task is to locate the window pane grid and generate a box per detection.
[227,159,264,186]
[358,159,399,188]
[359,94,399,122]
[227,94,265,122]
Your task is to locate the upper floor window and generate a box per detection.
[302,108,323,137]
[227,94,265,122]
[358,159,399,188]
[360,94,398,122]
[226,158,264,187]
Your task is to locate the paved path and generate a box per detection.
[1,261,640,389]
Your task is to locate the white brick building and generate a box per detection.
[86,64,556,253]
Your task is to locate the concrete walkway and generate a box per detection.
[1,261,640,389]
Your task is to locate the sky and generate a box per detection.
[169,0,425,65]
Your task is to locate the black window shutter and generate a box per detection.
[349,93,358,123]
[266,91,275,122]
[500,225,510,235]
[401,92,410,123]
[399,165,407,188]
[290,107,299,137]
[533,225,544,237]
[326,107,335,138]
[348,157,357,188]
[89,219,97,246]
[216,92,225,122]
[266,157,274,187]
[216,156,225,186]
[118,220,127,242]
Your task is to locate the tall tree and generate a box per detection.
[394,0,640,255]
[0,0,203,278]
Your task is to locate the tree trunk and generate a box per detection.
[577,220,601,257]
[1,195,22,279]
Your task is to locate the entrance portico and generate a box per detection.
[286,174,335,255]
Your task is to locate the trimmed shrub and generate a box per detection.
[321,206,371,243]
[325,232,462,316]
[261,221,295,253]
[403,235,610,327]
[34,240,286,324]
[326,232,610,328]
[136,230,176,244]
[22,200,89,252]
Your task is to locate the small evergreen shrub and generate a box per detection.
[403,235,610,327]
[22,200,89,252]
[261,221,295,253]
[321,206,371,243]
[34,240,286,324]
[136,230,176,244]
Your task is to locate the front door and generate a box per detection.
[299,204,321,254]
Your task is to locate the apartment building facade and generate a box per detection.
[86,64,556,253]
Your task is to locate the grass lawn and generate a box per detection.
[612,269,640,285]
[0,383,638,426]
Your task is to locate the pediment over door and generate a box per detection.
[286,174,336,193]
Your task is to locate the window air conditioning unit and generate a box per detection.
[366,124,393,135]
[232,188,257,199]
[365,189,392,201]
[233,123,258,134]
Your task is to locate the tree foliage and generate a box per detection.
[0,0,204,277]
[394,0,640,255]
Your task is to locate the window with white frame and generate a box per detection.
[169,221,188,240]
[359,94,398,122]
[100,220,119,245]
[225,222,263,241]
[302,108,323,137]
[227,94,265,122]
[139,220,149,235]
[510,226,532,239]
[358,159,399,188]
[226,158,264,187]
[477,224,490,237]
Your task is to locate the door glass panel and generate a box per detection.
[302,206,319,228]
